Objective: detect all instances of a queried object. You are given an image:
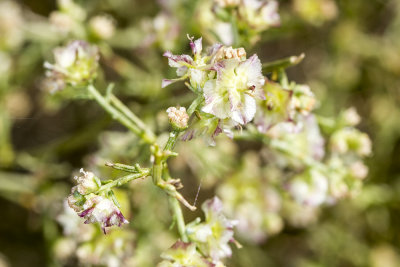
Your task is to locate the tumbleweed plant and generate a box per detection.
[5,0,400,266]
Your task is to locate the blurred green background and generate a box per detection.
[0,0,399,266]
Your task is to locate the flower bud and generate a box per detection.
[330,128,372,157]
[74,168,100,195]
[290,84,316,116]
[342,107,361,126]
[166,107,189,130]
[350,161,369,180]
[89,15,115,40]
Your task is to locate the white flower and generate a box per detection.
[288,170,328,207]
[158,242,213,267]
[202,55,265,125]
[187,197,237,262]
[238,0,280,31]
[78,194,129,233]
[44,40,99,91]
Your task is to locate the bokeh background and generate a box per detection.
[0,0,399,266]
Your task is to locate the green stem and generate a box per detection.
[170,197,189,242]
[164,131,179,151]
[87,85,155,144]
[262,53,305,73]
[109,94,156,143]
[96,169,150,193]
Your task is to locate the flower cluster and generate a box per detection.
[44,40,99,92]
[67,169,128,233]
[56,200,135,267]
[196,0,280,45]
[158,197,237,266]
[163,37,266,144]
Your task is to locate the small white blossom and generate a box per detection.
[238,0,280,31]
[288,170,329,207]
[77,194,129,233]
[202,55,265,125]
[350,161,369,180]
[44,40,99,91]
[342,107,361,126]
[158,242,213,267]
[187,197,237,262]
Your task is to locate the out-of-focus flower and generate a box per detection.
[293,0,338,26]
[341,107,361,126]
[238,0,281,31]
[197,0,280,45]
[58,0,86,22]
[141,12,181,51]
[217,154,284,242]
[0,1,24,51]
[254,80,292,133]
[290,84,317,117]
[349,161,369,180]
[44,40,99,91]
[214,0,240,8]
[166,107,189,131]
[158,242,213,267]
[187,197,237,262]
[288,169,329,207]
[49,11,75,34]
[330,128,372,156]
[89,15,115,40]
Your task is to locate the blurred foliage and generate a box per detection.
[0,0,399,266]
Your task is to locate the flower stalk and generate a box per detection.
[87,84,156,144]
[96,169,151,193]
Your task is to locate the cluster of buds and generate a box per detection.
[163,37,265,144]
[67,169,128,233]
[44,40,99,93]
[158,197,237,266]
[166,106,189,131]
[330,128,372,157]
[196,0,280,45]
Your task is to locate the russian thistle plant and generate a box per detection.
[39,0,372,266]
